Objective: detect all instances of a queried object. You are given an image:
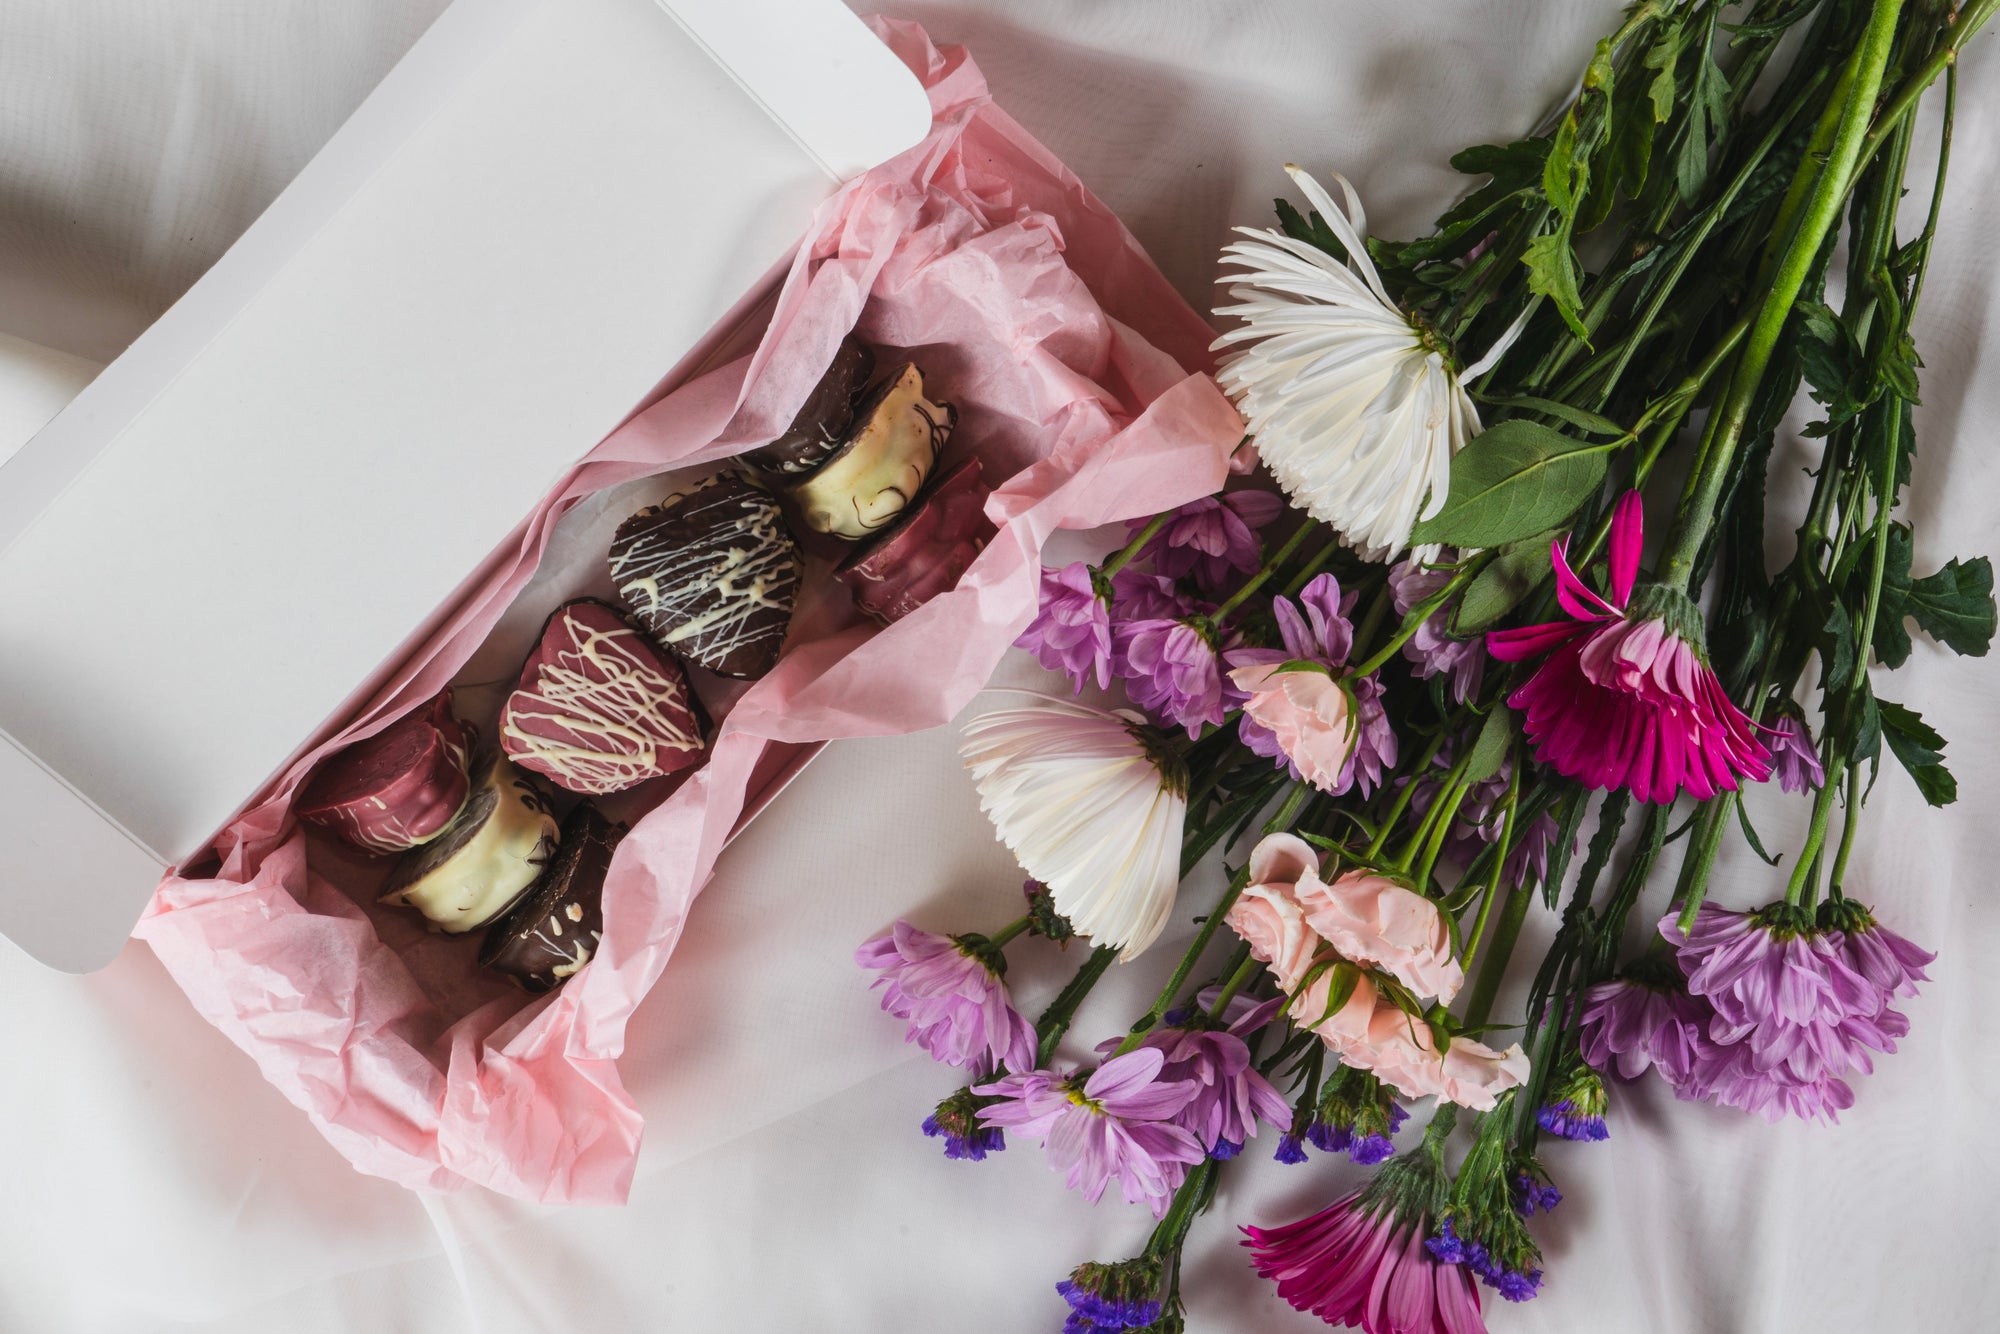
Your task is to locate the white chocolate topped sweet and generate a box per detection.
[786,363,955,540]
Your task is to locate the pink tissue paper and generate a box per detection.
[133,19,1243,1205]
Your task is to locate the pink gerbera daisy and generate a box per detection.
[1486,492,1770,803]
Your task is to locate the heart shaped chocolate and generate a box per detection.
[607,472,800,678]
[500,599,705,795]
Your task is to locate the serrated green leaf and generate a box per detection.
[1522,232,1590,341]
[1544,116,1579,217]
[1645,21,1681,121]
[1463,707,1518,785]
[1879,699,1958,807]
[1274,198,1348,263]
[1822,600,1856,691]
[1450,139,1552,182]
[1452,534,1556,634]
[1899,552,1996,659]
[1412,420,1609,549]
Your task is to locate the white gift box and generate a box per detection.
[0,0,930,973]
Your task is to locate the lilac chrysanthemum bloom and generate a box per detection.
[1245,1160,1487,1333]
[856,921,1036,1075]
[1535,1066,1609,1142]
[1135,490,1286,591]
[1099,997,1290,1160]
[1576,969,1710,1086]
[1677,1039,1858,1123]
[1665,902,1890,1084]
[975,1049,1205,1217]
[1765,706,1826,794]
[1389,556,1484,704]
[1823,897,1935,1006]
[1017,562,1114,693]
[1113,612,1230,739]
[922,1087,1005,1161]
[1110,568,1195,623]
[1057,1257,1165,1333]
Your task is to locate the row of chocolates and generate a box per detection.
[291,336,998,992]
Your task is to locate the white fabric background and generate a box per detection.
[1,2,1995,1331]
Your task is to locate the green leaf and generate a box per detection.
[1734,799,1783,867]
[1644,21,1681,122]
[1411,420,1609,549]
[1274,198,1348,263]
[1821,600,1856,692]
[1310,962,1362,1027]
[1544,116,1579,218]
[1479,394,1626,437]
[1878,699,1958,807]
[1450,139,1552,183]
[1463,707,1518,785]
[1877,523,1998,662]
[1452,533,1557,634]
[1522,233,1590,342]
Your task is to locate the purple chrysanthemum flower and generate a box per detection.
[1826,899,1935,1003]
[1057,1257,1165,1333]
[1577,972,1710,1086]
[1097,999,1290,1159]
[1665,902,1889,1084]
[856,921,1037,1075]
[1535,1067,1609,1142]
[1677,1039,1858,1123]
[975,1049,1205,1217]
[922,1088,1005,1161]
[1110,567,1195,623]
[1338,674,1398,797]
[1389,556,1485,704]
[1765,708,1826,794]
[1135,490,1286,591]
[1017,562,1114,693]
[1112,612,1230,739]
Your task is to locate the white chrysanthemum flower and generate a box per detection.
[1212,165,1523,557]
[961,697,1187,962]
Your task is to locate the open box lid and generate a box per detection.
[0,0,931,973]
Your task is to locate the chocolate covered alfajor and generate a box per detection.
[379,751,560,933]
[834,456,995,623]
[297,692,475,854]
[785,362,955,540]
[479,803,624,992]
[741,335,876,480]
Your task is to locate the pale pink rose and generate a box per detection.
[1229,662,1357,793]
[1288,969,1379,1045]
[1351,999,1529,1111]
[1227,834,1325,990]
[1293,868,1465,1003]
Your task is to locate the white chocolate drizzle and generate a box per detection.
[501,608,702,794]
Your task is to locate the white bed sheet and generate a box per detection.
[1,2,1995,1331]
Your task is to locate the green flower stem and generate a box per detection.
[1365,729,1450,859]
[1457,772,1521,973]
[1828,765,1865,896]
[1462,882,1531,1032]
[1213,521,1319,622]
[1114,862,1257,1056]
[1034,945,1117,1067]
[1671,793,1735,934]
[1859,0,1997,169]
[1280,536,1344,597]
[1657,0,1908,593]
[1411,778,1471,892]
[1784,758,1846,908]
[984,915,1032,950]
[1350,583,1392,655]
[1102,511,1175,578]
[1347,561,1480,680]
[1207,949,1261,1020]
[1394,741,1475,876]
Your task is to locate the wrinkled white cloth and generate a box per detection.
[1,2,1996,1331]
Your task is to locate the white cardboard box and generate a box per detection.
[0,0,931,972]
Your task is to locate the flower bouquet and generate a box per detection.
[856,1,1996,1329]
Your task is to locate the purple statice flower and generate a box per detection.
[1135,490,1285,591]
[1307,1066,1408,1165]
[1272,1129,1310,1165]
[1057,1257,1165,1333]
[1389,555,1485,704]
[856,921,1036,1075]
[1577,973,1710,1086]
[975,1049,1205,1217]
[1428,1215,1543,1304]
[1765,708,1826,794]
[1535,1067,1609,1142]
[1511,1172,1561,1218]
[1112,612,1229,739]
[1017,562,1113,693]
[1098,998,1289,1160]
[922,1087,1005,1161]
